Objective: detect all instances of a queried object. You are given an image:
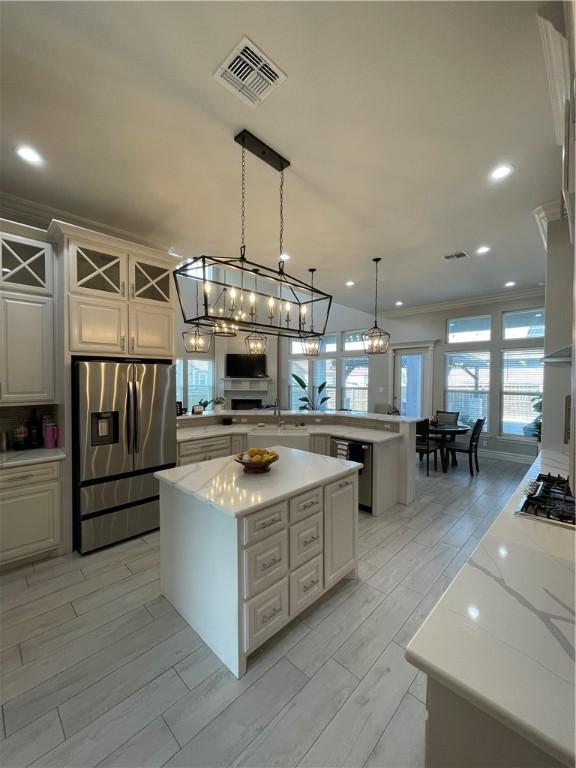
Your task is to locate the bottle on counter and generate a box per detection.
[27,409,42,449]
[13,422,28,451]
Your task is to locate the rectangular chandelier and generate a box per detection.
[174,255,332,339]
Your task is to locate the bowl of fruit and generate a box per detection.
[235,447,279,474]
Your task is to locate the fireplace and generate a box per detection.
[231,398,262,410]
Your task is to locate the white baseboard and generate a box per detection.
[478,449,535,465]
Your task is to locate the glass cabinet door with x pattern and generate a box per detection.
[69,241,128,299]
[0,234,53,295]
[129,255,172,305]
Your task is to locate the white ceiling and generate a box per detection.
[0,1,560,313]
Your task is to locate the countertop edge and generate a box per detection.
[0,450,66,468]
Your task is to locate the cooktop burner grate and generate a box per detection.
[517,473,575,527]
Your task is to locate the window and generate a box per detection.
[446,351,490,430]
[342,357,369,412]
[501,350,544,437]
[289,359,309,410]
[290,333,337,355]
[313,358,337,410]
[503,309,545,340]
[447,315,491,344]
[343,331,365,352]
[175,358,213,409]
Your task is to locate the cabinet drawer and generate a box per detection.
[290,512,323,570]
[244,578,289,653]
[290,554,323,617]
[179,437,231,458]
[243,530,288,600]
[243,502,288,546]
[290,485,323,525]
[0,461,60,490]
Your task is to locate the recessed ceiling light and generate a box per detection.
[345,281,355,287]
[279,253,289,261]
[489,163,513,181]
[15,144,44,166]
[504,281,516,287]
[475,245,491,255]
[395,300,404,307]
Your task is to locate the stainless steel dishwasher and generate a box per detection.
[330,438,373,512]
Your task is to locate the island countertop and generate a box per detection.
[176,423,403,445]
[405,450,575,767]
[155,446,361,517]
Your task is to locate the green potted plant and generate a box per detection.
[291,374,330,411]
[213,397,225,415]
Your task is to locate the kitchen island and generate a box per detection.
[155,446,361,678]
[406,450,575,768]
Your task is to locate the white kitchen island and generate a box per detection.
[155,447,361,678]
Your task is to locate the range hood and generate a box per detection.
[542,345,573,364]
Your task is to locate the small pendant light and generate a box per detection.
[362,257,390,354]
[302,268,322,356]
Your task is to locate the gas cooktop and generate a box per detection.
[516,473,575,528]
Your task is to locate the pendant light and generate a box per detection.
[302,268,321,356]
[182,282,212,353]
[173,130,332,339]
[245,269,267,354]
[362,257,390,354]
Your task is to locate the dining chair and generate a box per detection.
[435,410,459,425]
[448,418,485,477]
[415,419,440,476]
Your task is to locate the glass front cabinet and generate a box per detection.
[0,234,53,295]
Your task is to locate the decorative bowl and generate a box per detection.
[234,451,279,474]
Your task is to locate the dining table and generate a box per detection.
[428,423,471,473]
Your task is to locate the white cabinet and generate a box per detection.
[69,241,128,300]
[0,462,61,565]
[0,293,54,403]
[129,255,172,306]
[0,233,53,295]
[324,476,358,589]
[231,434,247,455]
[69,295,128,355]
[310,435,329,455]
[129,304,174,357]
[178,436,232,465]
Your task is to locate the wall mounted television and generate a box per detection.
[225,354,267,378]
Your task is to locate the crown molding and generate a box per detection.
[537,10,571,146]
[533,199,563,248]
[381,288,545,318]
[0,191,170,252]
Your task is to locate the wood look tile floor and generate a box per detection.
[0,458,528,768]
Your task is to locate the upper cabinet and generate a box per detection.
[130,255,172,306]
[69,241,128,300]
[0,234,53,295]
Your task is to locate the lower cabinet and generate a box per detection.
[178,436,232,465]
[324,477,357,589]
[0,462,61,565]
[310,435,329,455]
[231,434,247,455]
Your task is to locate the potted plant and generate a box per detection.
[213,397,225,415]
[291,374,330,411]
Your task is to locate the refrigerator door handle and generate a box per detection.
[134,380,140,453]
[127,381,134,455]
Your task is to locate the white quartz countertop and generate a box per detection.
[405,450,575,766]
[155,446,361,517]
[176,424,402,445]
[177,409,420,423]
[0,448,66,468]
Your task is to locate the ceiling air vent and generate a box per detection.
[215,37,286,106]
[444,251,470,262]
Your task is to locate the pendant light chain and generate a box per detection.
[374,258,379,321]
[240,143,246,257]
[279,168,284,263]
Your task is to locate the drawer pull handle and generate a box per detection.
[3,474,34,482]
[258,517,279,529]
[303,535,319,547]
[261,557,281,571]
[300,500,316,510]
[302,579,318,593]
[338,480,351,489]
[262,607,282,623]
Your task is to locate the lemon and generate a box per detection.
[248,448,259,458]
[251,454,263,463]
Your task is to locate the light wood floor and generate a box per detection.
[0,457,528,768]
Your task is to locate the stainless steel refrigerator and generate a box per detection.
[73,358,176,553]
